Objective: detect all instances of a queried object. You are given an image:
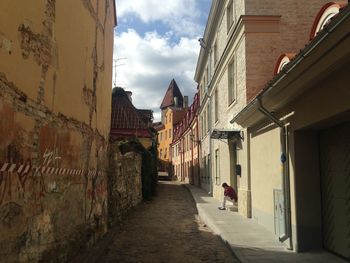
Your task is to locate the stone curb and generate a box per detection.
[182,184,243,263]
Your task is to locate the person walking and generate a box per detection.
[218,182,237,210]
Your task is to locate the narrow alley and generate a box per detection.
[1,1,350,262]
[71,181,239,263]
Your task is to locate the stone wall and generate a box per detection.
[0,0,115,262]
[108,146,142,227]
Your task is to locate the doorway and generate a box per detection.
[319,121,350,259]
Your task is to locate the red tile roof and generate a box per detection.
[110,87,153,139]
[138,109,154,126]
[160,79,184,109]
[153,121,165,131]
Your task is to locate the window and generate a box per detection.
[201,115,204,139]
[228,59,236,104]
[187,135,189,151]
[160,132,162,141]
[169,129,171,138]
[206,66,209,85]
[206,105,210,132]
[227,0,234,32]
[165,130,167,139]
[213,41,218,66]
[203,76,206,92]
[160,149,163,158]
[203,110,207,135]
[215,149,220,185]
[214,88,219,122]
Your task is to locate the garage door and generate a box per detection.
[320,121,350,259]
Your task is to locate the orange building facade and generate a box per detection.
[155,79,187,176]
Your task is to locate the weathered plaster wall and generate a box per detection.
[0,0,114,262]
[108,147,142,227]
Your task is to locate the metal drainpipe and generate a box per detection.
[257,98,293,250]
[208,95,213,195]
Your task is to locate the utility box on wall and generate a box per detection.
[235,164,242,177]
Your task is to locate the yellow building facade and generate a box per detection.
[0,1,116,261]
[156,79,187,175]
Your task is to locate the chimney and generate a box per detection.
[174,97,178,107]
[184,96,188,108]
[125,91,132,102]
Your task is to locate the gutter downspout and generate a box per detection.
[209,95,213,195]
[257,98,293,251]
[201,93,213,194]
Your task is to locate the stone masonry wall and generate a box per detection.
[0,0,115,262]
[108,146,142,227]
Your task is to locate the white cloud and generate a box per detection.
[117,0,203,37]
[114,29,200,121]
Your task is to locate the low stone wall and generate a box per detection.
[108,146,142,226]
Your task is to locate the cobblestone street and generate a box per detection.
[71,181,239,263]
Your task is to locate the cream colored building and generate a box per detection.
[195,0,333,251]
[231,2,350,257]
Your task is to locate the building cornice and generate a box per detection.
[207,15,281,98]
[194,1,225,82]
[230,5,350,127]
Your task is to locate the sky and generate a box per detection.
[113,0,212,121]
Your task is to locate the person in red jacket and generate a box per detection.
[218,182,237,210]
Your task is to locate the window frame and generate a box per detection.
[228,57,236,105]
[226,0,234,33]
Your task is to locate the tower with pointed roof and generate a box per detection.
[160,79,184,110]
[155,79,188,178]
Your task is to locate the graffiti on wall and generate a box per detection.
[0,147,103,207]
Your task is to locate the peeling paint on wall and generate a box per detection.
[18,24,52,67]
[0,0,115,261]
[0,34,12,54]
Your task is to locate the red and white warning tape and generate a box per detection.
[0,162,103,176]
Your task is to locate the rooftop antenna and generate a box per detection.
[113,58,127,87]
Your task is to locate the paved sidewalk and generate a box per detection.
[185,184,346,263]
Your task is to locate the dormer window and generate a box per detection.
[274,53,296,75]
[310,3,344,40]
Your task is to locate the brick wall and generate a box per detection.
[244,0,332,102]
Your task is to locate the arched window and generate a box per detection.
[273,53,296,75]
[309,2,344,40]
